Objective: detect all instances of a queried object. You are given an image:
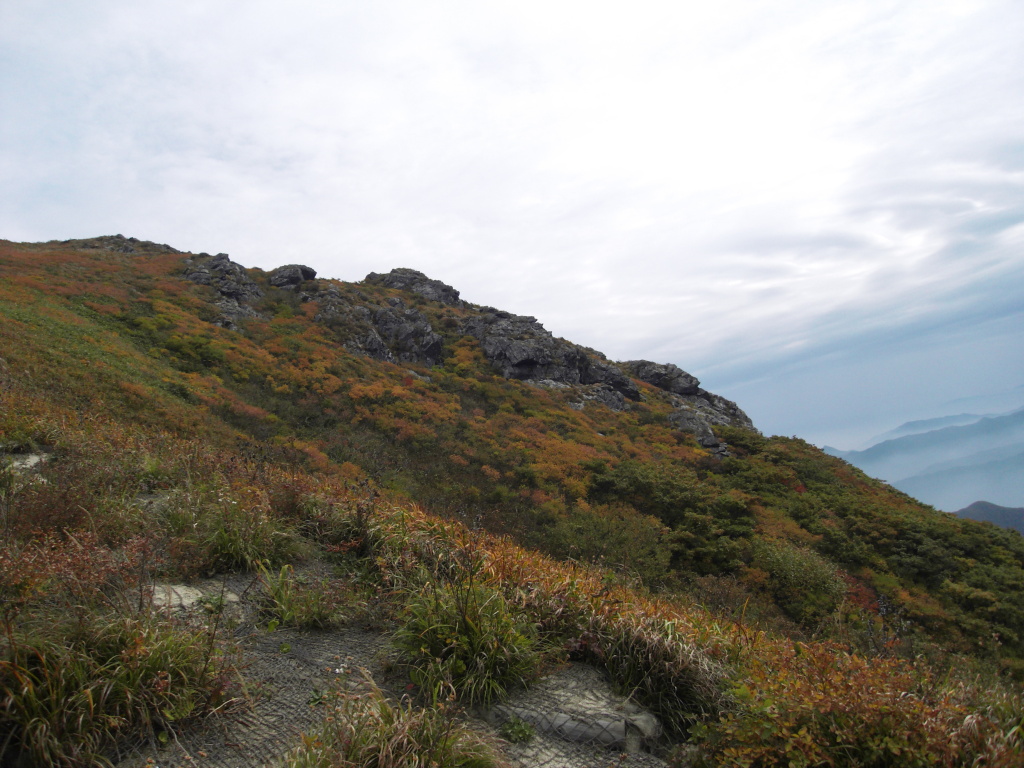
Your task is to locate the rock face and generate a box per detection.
[269,264,317,289]
[313,289,444,367]
[368,299,444,366]
[624,361,700,396]
[182,253,265,328]
[462,309,641,407]
[364,268,462,306]
[173,252,756,435]
[623,359,755,449]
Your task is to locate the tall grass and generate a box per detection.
[285,677,505,768]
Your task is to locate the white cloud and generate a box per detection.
[2,0,1022,446]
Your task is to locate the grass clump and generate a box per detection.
[1,615,232,767]
[394,578,542,708]
[258,563,349,629]
[285,677,504,768]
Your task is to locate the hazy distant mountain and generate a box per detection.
[895,448,1024,512]
[826,407,1024,511]
[861,413,987,447]
[956,501,1024,535]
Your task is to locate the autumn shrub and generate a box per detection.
[543,502,676,587]
[0,533,233,767]
[1,615,231,767]
[285,677,504,768]
[688,637,1024,768]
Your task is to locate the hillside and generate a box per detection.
[2,235,1023,766]
[958,501,1024,535]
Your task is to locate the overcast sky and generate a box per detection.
[2,0,1023,448]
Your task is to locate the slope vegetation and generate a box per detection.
[1,236,1022,766]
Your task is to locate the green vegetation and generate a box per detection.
[285,677,504,768]
[1,237,1023,766]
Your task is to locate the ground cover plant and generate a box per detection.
[1,235,1023,765]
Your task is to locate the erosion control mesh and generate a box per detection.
[115,580,673,768]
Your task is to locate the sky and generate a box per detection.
[2,0,1023,449]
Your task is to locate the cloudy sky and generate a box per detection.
[2,0,1023,448]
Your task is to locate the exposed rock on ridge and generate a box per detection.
[69,234,180,255]
[176,251,754,433]
[269,264,317,288]
[365,268,462,306]
[625,360,755,447]
[461,309,641,407]
[623,361,700,396]
[182,252,265,329]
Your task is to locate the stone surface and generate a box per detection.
[371,300,445,366]
[484,662,667,767]
[462,310,641,402]
[269,264,317,288]
[364,267,462,305]
[182,253,266,328]
[624,360,701,396]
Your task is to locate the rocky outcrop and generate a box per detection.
[269,264,317,289]
[182,252,265,328]
[73,234,180,254]
[623,359,754,447]
[369,299,444,366]
[462,310,640,405]
[313,290,443,367]
[624,361,700,396]
[364,268,462,306]
[667,391,755,455]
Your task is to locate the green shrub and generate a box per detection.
[394,579,541,707]
[498,714,535,744]
[753,540,846,626]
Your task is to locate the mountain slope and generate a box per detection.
[3,235,1024,659]
[3,235,1024,767]
[861,412,988,446]
[896,449,1024,511]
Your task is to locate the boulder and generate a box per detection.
[182,253,263,303]
[364,268,462,305]
[269,264,317,289]
[624,360,701,395]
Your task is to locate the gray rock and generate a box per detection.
[675,391,755,431]
[580,384,629,412]
[371,304,444,366]
[182,253,264,303]
[667,408,719,445]
[624,360,701,395]
[269,264,317,289]
[364,267,462,305]
[668,390,756,456]
[462,311,640,401]
[74,234,180,254]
